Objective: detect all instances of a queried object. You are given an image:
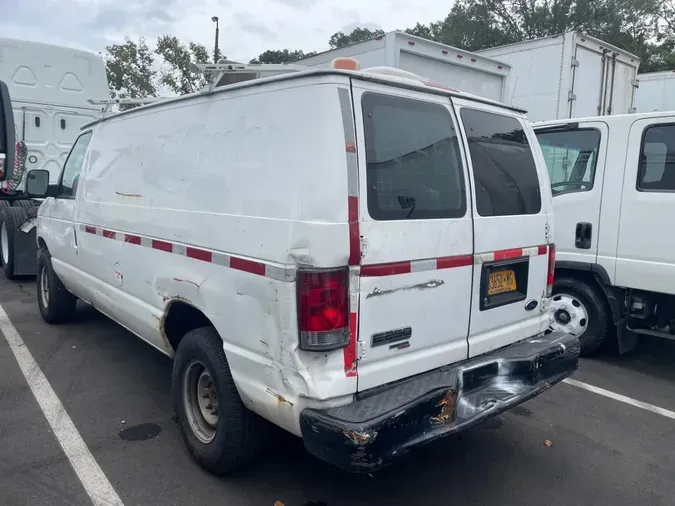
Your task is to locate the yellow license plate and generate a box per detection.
[488,269,517,296]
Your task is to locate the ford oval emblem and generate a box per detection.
[525,300,538,311]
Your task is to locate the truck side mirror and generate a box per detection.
[0,80,16,182]
[25,169,50,197]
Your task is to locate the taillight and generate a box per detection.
[297,268,350,351]
[546,244,556,296]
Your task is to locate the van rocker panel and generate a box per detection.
[300,330,579,472]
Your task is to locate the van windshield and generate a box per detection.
[535,128,601,195]
[362,92,466,220]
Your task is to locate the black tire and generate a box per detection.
[12,200,34,209]
[0,201,9,210]
[0,206,27,279]
[173,327,267,475]
[553,277,612,357]
[36,248,77,323]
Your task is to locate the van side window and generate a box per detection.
[362,93,466,221]
[535,128,601,195]
[59,132,92,198]
[460,109,541,217]
[638,124,675,192]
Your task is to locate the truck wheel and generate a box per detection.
[0,206,27,279]
[12,200,34,209]
[36,248,77,323]
[550,277,611,357]
[0,201,9,210]
[173,326,267,475]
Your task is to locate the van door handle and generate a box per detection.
[575,222,592,249]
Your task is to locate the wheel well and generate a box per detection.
[37,237,47,251]
[163,301,213,352]
[555,267,623,325]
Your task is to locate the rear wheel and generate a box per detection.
[0,206,27,279]
[173,326,267,475]
[550,277,611,356]
[36,248,77,323]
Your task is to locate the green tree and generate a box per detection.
[249,49,315,64]
[102,37,157,110]
[329,27,385,48]
[155,35,210,95]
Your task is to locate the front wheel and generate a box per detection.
[550,277,611,356]
[173,326,268,475]
[36,248,77,323]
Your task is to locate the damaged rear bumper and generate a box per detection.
[299,331,580,473]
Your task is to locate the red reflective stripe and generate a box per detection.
[102,229,116,239]
[84,226,96,234]
[125,234,141,245]
[361,261,411,277]
[348,196,360,266]
[345,140,356,153]
[152,239,173,253]
[436,254,473,269]
[230,257,266,276]
[493,248,524,261]
[538,244,548,255]
[344,312,358,377]
[186,247,212,263]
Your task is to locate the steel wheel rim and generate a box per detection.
[40,266,50,309]
[183,360,219,444]
[549,293,589,337]
[1,221,8,265]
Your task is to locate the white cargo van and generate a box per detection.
[21,60,579,473]
[478,32,641,122]
[534,112,675,355]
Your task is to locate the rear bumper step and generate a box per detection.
[300,331,580,473]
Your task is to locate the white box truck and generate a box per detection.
[296,31,512,103]
[477,32,641,122]
[0,38,109,278]
[635,70,675,112]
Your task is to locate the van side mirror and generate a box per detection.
[0,80,16,182]
[25,169,50,197]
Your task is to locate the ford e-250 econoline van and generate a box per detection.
[20,59,580,474]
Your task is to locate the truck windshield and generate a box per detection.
[535,128,601,195]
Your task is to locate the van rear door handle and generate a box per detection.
[575,222,592,249]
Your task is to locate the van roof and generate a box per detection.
[81,67,526,130]
[533,110,674,130]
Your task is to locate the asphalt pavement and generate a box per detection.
[1,275,674,506]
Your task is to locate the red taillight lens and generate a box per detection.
[297,268,350,351]
[547,244,556,296]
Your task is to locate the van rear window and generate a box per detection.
[362,93,466,221]
[460,109,541,217]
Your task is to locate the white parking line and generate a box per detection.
[563,378,675,421]
[0,304,124,506]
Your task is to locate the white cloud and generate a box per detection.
[1,0,454,62]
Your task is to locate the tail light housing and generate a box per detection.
[546,244,556,296]
[297,267,350,351]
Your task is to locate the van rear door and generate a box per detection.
[351,82,474,391]
[453,99,552,357]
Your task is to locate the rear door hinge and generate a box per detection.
[358,340,367,359]
[568,91,577,102]
[571,58,579,67]
[632,79,640,88]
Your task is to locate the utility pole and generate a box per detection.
[211,16,220,63]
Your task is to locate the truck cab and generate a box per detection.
[0,39,109,279]
[534,112,675,355]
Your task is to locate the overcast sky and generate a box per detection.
[2,0,453,62]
